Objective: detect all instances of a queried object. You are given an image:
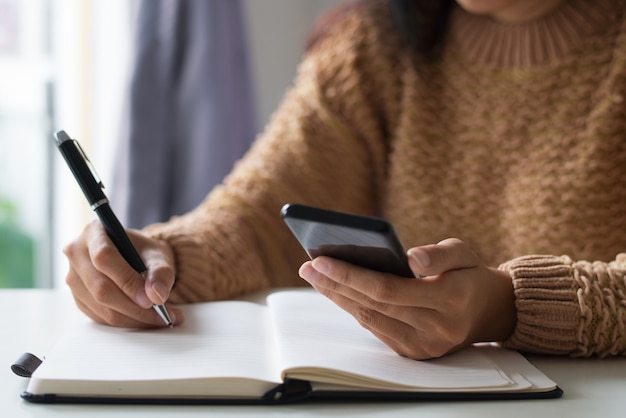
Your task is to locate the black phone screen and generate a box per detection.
[281,204,414,278]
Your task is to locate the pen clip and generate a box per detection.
[72,140,105,190]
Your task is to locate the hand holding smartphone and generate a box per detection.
[281,204,414,278]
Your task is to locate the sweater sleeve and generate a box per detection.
[141,8,392,304]
[499,253,626,357]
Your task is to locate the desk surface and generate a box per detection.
[2,289,625,417]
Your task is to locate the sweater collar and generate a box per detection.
[448,0,623,68]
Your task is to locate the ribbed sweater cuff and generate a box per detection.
[499,255,579,355]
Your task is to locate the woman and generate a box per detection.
[64,0,626,359]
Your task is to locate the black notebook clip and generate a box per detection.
[11,352,43,378]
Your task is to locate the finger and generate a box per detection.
[137,235,176,305]
[300,260,472,358]
[67,273,106,324]
[366,319,457,360]
[64,224,151,311]
[322,287,469,359]
[406,238,480,277]
[307,278,452,360]
[300,259,394,308]
[83,221,153,309]
[325,290,420,354]
[66,265,170,328]
[302,257,440,309]
[64,223,180,328]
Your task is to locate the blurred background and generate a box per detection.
[0,0,341,289]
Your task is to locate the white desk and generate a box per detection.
[2,289,625,417]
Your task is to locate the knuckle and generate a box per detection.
[117,265,141,293]
[65,271,77,287]
[354,305,378,329]
[363,295,388,313]
[91,278,115,305]
[91,248,140,296]
[62,241,77,258]
[333,264,352,284]
[90,242,117,270]
[320,275,339,292]
[369,279,395,302]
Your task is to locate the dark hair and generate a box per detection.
[387,0,455,61]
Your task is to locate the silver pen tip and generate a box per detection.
[153,304,174,328]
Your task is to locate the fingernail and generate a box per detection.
[408,248,431,268]
[151,282,169,304]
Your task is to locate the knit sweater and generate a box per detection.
[145,0,626,357]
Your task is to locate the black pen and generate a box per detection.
[54,130,173,327]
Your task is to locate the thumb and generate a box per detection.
[145,266,175,305]
[125,229,176,305]
[407,238,479,277]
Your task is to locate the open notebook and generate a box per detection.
[14,289,561,404]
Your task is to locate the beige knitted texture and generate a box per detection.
[500,254,626,356]
[145,0,626,355]
[571,256,626,357]
[384,0,626,267]
[500,255,579,355]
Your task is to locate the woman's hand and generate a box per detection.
[63,220,184,328]
[298,238,516,359]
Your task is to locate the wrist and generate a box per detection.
[476,268,517,343]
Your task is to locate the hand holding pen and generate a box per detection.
[55,130,178,328]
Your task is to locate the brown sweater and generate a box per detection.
[145,0,626,357]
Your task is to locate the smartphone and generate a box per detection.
[281,203,414,278]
